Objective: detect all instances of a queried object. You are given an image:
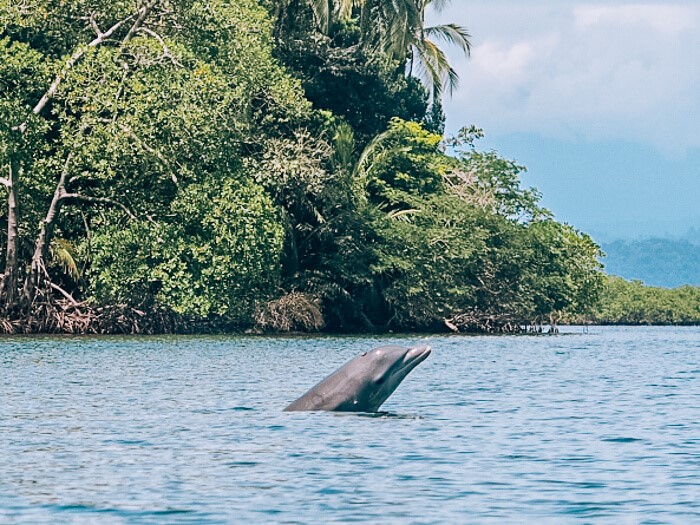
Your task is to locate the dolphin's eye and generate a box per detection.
[375,376,385,385]
[361,352,367,356]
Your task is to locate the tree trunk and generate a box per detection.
[23,155,72,305]
[0,158,20,312]
[7,3,158,311]
[22,211,59,306]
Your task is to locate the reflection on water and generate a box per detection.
[1,327,699,523]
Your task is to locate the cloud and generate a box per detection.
[429,1,700,154]
[574,4,696,34]
[471,41,537,82]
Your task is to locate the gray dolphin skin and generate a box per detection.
[284,345,431,412]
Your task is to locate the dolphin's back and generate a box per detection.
[284,361,358,411]
[284,345,431,412]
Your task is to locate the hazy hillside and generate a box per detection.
[601,238,700,288]
[685,227,700,245]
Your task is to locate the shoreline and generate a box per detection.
[1,322,698,338]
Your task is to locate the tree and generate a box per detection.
[588,277,700,325]
[0,0,310,328]
[269,2,431,149]
[88,177,283,322]
[408,0,472,99]
[352,120,604,331]
[519,220,603,325]
[272,0,471,101]
[0,35,50,309]
[1,0,160,311]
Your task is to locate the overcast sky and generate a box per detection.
[427,0,700,241]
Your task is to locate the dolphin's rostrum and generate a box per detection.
[285,345,431,412]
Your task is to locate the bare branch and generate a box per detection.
[117,123,179,186]
[0,177,11,188]
[123,1,159,46]
[24,151,76,303]
[57,151,74,192]
[444,318,459,333]
[62,193,137,220]
[14,15,133,134]
[136,27,181,66]
[50,283,81,306]
[89,13,103,37]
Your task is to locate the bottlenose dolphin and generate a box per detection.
[284,345,431,412]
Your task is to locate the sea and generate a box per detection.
[1,326,698,523]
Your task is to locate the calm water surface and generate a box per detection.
[1,327,699,524]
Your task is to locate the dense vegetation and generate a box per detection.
[0,0,612,334]
[584,276,700,326]
[602,238,700,288]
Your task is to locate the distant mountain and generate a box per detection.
[684,227,700,246]
[601,238,700,288]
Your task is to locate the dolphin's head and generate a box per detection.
[351,345,431,412]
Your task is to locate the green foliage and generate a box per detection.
[0,36,51,163]
[370,194,486,328]
[0,0,610,333]
[246,117,379,329]
[88,178,283,320]
[359,118,448,203]
[521,220,604,320]
[349,120,605,330]
[270,5,432,148]
[589,277,700,325]
[0,0,307,324]
[1,1,133,56]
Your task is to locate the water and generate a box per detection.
[1,326,699,524]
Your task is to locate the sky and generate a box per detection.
[427,0,700,242]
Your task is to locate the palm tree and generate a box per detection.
[409,0,471,100]
[294,0,470,102]
[270,0,332,35]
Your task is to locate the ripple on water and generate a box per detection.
[1,327,700,523]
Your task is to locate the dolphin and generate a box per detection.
[284,344,431,412]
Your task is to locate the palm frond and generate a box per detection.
[412,37,456,98]
[297,0,469,101]
[334,0,360,20]
[382,0,420,59]
[332,121,356,172]
[424,0,453,13]
[386,208,421,222]
[50,238,80,281]
[351,126,394,181]
[425,23,471,56]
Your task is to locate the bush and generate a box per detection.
[88,177,283,324]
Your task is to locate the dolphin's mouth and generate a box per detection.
[400,345,431,370]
